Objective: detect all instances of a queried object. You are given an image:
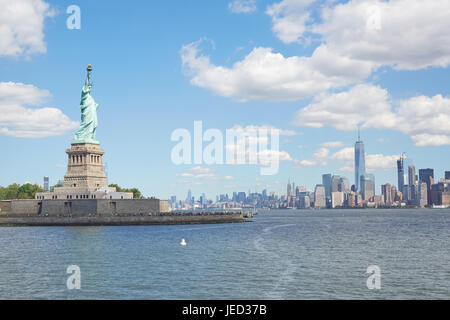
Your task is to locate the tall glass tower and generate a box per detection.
[397,154,406,192]
[43,176,49,192]
[354,129,366,192]
[287,179,292,197]
[408,163,416,201]
[322,174,332,205]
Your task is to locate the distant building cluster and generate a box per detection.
[169,131,450,210]
[392,156,450,208]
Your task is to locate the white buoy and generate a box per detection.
[180,238,187,246]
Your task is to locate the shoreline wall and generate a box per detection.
[0,214,244,226]
[0,199,169,216]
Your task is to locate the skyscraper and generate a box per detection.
[299,194,310,208]
[419,168,434,206]
[287,179,292,197]
[331,191,344,208]
[381,184,392,205]
[408,164,416,187]
[201,193,206,205]
[366,173,376,196]
[314,184,326,208]
[408,164,417,202]
[331,175,341,193]
[419,182,428,207]
[262,189,267,200]
[361,176,374,201]
[322,174,332,206]
[43,176,49,192]
[170,195,177,209]
[354,129,366,192]
[338,177,350,193]
[397,153,406,192]
[391,185,398,202]
[186,190,192,205]
[445,171,450,180]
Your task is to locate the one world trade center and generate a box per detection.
[355,129,366,192]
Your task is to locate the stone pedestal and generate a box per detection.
[35,142,134,201]
[63,143,107,189]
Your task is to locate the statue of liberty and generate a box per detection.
[73,64,99,144]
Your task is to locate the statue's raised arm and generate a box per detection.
[83,64,93,92]
[73,64,100,144]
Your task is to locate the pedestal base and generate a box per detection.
[63,143,107,189]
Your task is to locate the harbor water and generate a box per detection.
[0,209,449,299]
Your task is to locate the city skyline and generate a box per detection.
[168,132,449,209]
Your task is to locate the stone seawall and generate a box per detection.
[0,199,169,216]
[0,214,244,227]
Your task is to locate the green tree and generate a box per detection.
[129,188,142,199]
[0,183,43,200]
[3,183,20,200]
[108,183,122,192]
[50,184,63,192]
[108,184,143,199]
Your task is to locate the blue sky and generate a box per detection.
[1,0,449,200]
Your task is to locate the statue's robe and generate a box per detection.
[74,82,98,143]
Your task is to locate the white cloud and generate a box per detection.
[0,80,50,104]
[314,0,450,70]
[195,173,218,179]
[225,141,294,166]
[297,147,329,167]
[300,145,399,172]
[259,150,293,165]
[177,166,236,181]
[229,124,298,136]
[177,166,218,180]
[294,84,395,131]
[0,82,79,138]
[330,147,398,172]
[190,166,215,174]
[330,147,353,162]
[411,134,450,147]
[295,84,450,147]
[180,180,204,186]
[396,95,450,146]
[320,141,344,148]
[366,154,399,171]
[338,165,354,173]
[181,40,373,101]
[266,0,313,44]
[177,173,194,178]
[225,124,296,165]
[183,1,450,102]
[0,0,55,57]
[266,0,450,70]
[229,0,256,14]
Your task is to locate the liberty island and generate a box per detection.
[0,65,243,226]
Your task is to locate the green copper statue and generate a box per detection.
[73,64,99,144]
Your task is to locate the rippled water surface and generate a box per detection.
[1,209,449,299]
